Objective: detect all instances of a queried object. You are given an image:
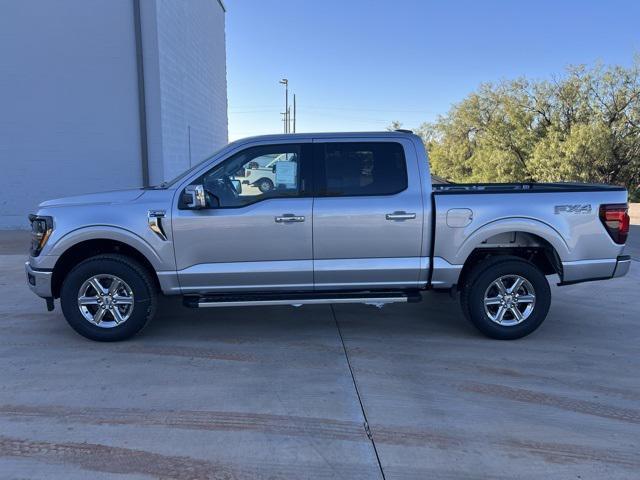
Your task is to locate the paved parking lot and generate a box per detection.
[0,230,638,479]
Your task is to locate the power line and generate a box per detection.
[304,105,439,114]
[229,109,427,123]
[229,105,438,114]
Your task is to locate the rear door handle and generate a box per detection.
[275,214,305,223]
[385,211,416,221]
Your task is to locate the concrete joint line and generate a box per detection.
[331,305,386,480]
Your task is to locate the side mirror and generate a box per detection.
[231,179,242,194]
[183,184,207,209]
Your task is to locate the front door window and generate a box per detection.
[196,145,302,208]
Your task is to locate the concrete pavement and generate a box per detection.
[0,229,638,479]
[625,225,640,261]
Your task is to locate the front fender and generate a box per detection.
[46,226,169,271]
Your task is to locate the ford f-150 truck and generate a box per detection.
[25,131,631,342]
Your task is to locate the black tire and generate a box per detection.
[460,256,551,340]
[60,254,157,342]
[257,178,273,193]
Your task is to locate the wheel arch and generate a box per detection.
[253,177,273,186]
[50,236,161,298]
[456,218,569,262]
[455,221,567,290]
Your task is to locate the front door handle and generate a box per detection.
[385,211,416,221]
[275,214,305,223]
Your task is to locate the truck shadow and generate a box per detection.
[144,292,475,343]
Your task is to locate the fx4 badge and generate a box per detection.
[554,204,592,215]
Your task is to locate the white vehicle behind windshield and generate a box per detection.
[237,152,298,193]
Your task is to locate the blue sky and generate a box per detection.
[225,0,639,140]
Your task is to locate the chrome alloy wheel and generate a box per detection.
[77,275,134,328]
[483,275,536,326]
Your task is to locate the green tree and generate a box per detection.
[387,120,403,131]
[409,59,640,194]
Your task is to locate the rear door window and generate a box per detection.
[315,142,408,196]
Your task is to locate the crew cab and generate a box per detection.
[26,131,631,341]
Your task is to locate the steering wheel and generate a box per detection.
[221,174,239,198]
[202,173,238,206]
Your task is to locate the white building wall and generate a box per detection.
[0,0,228,228]
[0,0,143,228]
[153,0,228,182]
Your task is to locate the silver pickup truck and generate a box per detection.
[26,131,631,342]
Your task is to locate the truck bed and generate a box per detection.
[432,182,626,194]
[429,180,629,288]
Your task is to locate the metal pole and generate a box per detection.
[133,0,150,186]
[293,94,296,133]
[279,78,289,133]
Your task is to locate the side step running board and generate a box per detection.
[195,296,408,308]
[183,291,420,308]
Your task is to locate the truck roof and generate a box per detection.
[229,131,419,146]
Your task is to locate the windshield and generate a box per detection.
[155,145,228,188]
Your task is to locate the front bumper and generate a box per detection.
[25,262,53,298]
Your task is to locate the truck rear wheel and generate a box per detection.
[60,254,157,342]
[460,256,551,340]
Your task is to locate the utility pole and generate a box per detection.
[293,94,296,133]
[279,78,288,133]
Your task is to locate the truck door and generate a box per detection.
[312,139,424,290]
[172,143,314,293]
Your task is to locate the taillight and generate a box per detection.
[599,204,630,244]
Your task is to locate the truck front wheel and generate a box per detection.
[257,178,274,193]
[460,256,551,340]
[60,254,157,342]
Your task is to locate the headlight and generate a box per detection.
[28,215,53,257]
